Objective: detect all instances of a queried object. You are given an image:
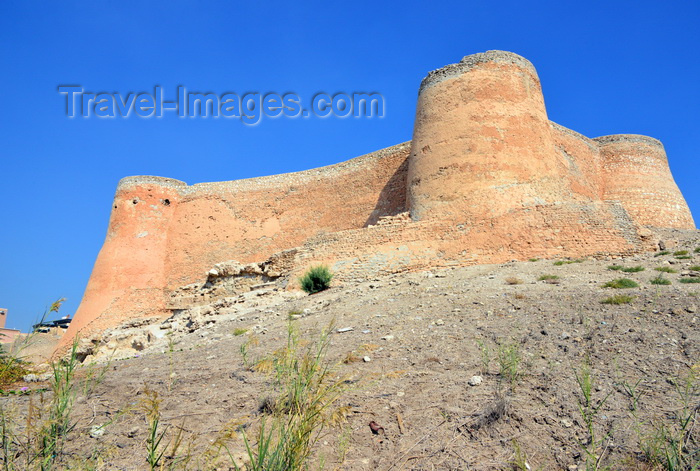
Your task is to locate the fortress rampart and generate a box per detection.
[60,50,696,350]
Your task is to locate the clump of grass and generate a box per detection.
[299,265,333,294]
[679,278,700,284]
[235,322,349,470]
[655,266,678,273]
[505,277,523,285]
[673,250,689,256]
[538,274,559,281]
[695,247,700,253]
[496,341,522,388]
[654,250,670,257]
[601,295,635,305]
[553,259,583,266]
[476,339,491,375]
[607,265,623,271]
[676,255,692,260]
[603,278,639,289]
[650,275,672,285]
[621,266,645,273]
[233,328,248,336]
[689,266,700,272]
[528,258,539,262]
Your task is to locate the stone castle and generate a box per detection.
[59,50,695,350]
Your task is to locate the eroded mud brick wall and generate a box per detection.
[61,144,409,345]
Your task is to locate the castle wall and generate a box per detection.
[60,144,409,347]
[549,122,603,201]
[162,142,409,288]
[597,135,695,229]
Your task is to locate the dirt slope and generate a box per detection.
[3,230,699,470]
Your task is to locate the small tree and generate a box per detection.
[299,266,333,294]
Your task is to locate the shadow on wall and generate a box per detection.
[363,157,409,227]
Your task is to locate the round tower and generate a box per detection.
[596,134,695,229]
[407,50,569,222]
[59,176,186,350]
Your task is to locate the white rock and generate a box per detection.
[363,356,371,362]
[381,335,395,341]
[468,375,483,386]
[89,425,105,439]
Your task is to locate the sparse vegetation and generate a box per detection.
[689,265,700,272]
[299,265,333,294]
[621,265,645,273]
[676,255,692,260]
[650,274,672,285]
[553,259,583,266]
[497,341,522,388]
[538,274,560,281]
[654,251,670,257]
[607,265,623,271]
[235,322,350,470]
[655,266,678,273]
[233,328,248,336]
[673,250,689,256]
[601,294,634,305]
[603,278,639,289]
[574,360,612,471]
[640,369,699,470]
[695,247,700,253]
[679,278,700,284]
[528,258,539,262]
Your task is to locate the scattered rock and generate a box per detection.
[337,327,354,333]
[468,375,483,386]
[561,418,573,428]
[89,425,105,439]
[363,356,371,362]
[381,335,395,341]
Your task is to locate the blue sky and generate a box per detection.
[1,1,698,332]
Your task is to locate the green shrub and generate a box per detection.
[621,266,645,273]
[603,278,639,289]
[538,274,559,281]
[655,266,677,273]
[676,255,692,260]
[673,250,689,256]
[607,265,623,271]
[528,258,539,262]
[650,275,671,286]
[601,295,634,305]
[679,278,700,284]
[689,266,700,272]
[695,247,700,253]
[654,251,670,257]
[299,265,333,294]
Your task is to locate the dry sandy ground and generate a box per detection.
[2,230,700,470]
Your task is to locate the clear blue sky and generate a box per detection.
[1,1,698,332]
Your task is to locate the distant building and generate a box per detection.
[0,308,25,344]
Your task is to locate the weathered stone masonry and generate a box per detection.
[60,50,695,349]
